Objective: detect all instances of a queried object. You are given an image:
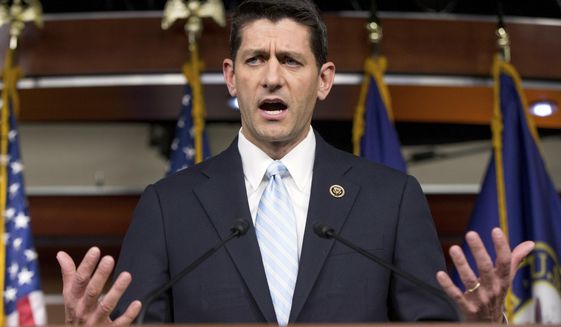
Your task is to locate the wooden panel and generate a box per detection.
[3,14,561,126]
[29,195,138,236]
[19,84,238,121]
[18,83,561,128]
[27,192,528,267]
[29,193,476,258]
[1,15,560,78]
[378,18,561,79]
[428,194,475,237]
[391,86,561,128]
[5,17,227,75]
[29,193,476,238]
[20,85,186,122]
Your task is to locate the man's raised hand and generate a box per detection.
[56,247,142,325]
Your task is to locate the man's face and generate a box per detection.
[223,18,335,158]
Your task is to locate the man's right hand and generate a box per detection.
[56,247,142,325]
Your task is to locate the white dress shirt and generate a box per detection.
[238,127,316,258]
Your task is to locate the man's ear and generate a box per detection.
[317,61,336,101]
[223,58,237,96]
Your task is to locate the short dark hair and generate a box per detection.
[229,0,328,70]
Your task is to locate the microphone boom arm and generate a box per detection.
[314,222,462,321]
[136,219,250,324]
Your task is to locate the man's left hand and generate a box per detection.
[436,227,534,322]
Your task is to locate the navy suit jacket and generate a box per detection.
[113,133,457,323]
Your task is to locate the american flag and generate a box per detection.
[166,84,210,176]
[1,99,46,326]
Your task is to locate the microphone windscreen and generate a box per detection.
[313,222,334,239]
[231,218,251,236]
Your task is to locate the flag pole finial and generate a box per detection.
[0,0,43,50]
[495,0,510,62]
[162,0,224,166]
[161,0,225,45]
[366,0,382,57]
[496,26,510,63]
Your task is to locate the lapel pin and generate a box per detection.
[329,185,345,198]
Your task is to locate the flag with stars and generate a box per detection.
[1,50,46,325]
[166,84,211,175]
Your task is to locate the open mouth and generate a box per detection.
[259,99,288,115]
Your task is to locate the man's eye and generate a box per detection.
[246,57,263,65]
[283,57,301,66]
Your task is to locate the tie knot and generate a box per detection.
[265,161,289,179]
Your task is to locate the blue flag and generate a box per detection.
[166,83,211,175]
[353,57,406,172]
[454,57,561,323]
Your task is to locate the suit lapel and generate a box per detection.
[289,135,360,322]
[193,141,277,323]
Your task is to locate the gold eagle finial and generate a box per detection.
[162,0,225,43]
[0,0,43,49]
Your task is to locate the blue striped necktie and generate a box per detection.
[255,160,299,326]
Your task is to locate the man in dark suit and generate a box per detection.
[56,0,534,325]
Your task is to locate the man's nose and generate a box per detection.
[261,58,283,91]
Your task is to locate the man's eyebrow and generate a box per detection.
[276,50,305,60]
[239,49,269,57]
[238,49,307,62]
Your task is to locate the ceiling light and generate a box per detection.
[529,100,557,117]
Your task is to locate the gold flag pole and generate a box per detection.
[162,0,225,164]
[491,21,511,322]
[0,0,42,323]
[353,0,393,156]
[493,15,541,323]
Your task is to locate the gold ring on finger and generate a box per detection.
[97,294,104,304]
[465,281,481,293]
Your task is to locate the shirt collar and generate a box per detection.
[238,127,316,192]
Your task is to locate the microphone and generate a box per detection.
[136,218,251,324]
[313,222,462,321]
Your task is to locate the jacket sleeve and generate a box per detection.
[388,176,459,321]
[111,184,173,322]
